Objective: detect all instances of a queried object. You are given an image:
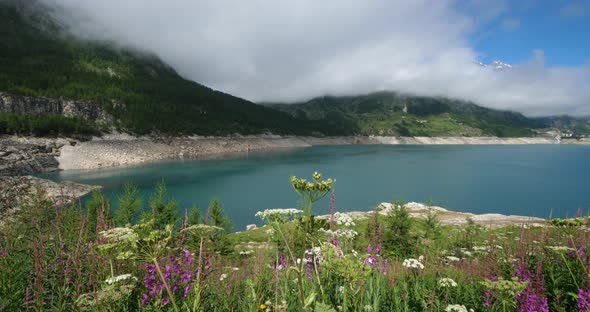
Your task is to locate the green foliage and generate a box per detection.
[86,189,111,233]
[206,198,233,255]
[422,204,441,240]
[115,183,143,226]
[187,205,203,225]
[149,181,177,229]
[383,201,416,257]
[206,198,232,232]
[0,112,100,136]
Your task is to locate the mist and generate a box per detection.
[40,0,590,116]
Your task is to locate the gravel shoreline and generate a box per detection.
[57,134,571,170]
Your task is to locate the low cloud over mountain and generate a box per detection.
[42,0,590,116]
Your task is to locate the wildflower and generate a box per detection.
[232,267,239,271]
[220,273,228,281]
[402,258,424,270]
[365,255,377,267]
[99,227,138,243]
[444,304,472,312]
[182,224,223,236]
[141,250,195,307]
[578,289,590,312]
[255,209,303,223]
[334,212,355,227]
[105,274,137,285]
[438,278,458,288]
[446,256,460,262]
[544,245,574,252]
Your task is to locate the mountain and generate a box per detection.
[532,115,590,135]
[1,1,584,139]
[268,92,540,137]
[478,60,513,70]
[0,0,331,136]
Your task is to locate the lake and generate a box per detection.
[40,144,590,230]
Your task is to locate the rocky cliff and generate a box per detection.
[0,92,113,123]
[0,136,72,176]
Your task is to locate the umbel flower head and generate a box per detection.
[438,277,458,288]
[289,171,335,215]
[289,172,335,194]
[255,208,303,223]
[402,258,425,270]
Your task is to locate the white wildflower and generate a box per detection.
[446,256,461,262]
[219,273,228,281]
[232,267,239,271]
[99,227,137,243]
[545,245,574,252]
[444,304,472,312]
[105,274,137,285]
[334,212,355,227]
[239,250,253,255]
[255,209,303,222]
[402,258,424,270]
[183,224,223,235]
[438,278,458,288]
[336,228,358,239]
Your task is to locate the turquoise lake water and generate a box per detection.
[40,145,590,230]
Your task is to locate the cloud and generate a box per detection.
[40,0,590,116]
[561,1,590,17]
[499,18,521,32]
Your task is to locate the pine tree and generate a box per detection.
[115,183,143,226]
[149,181,177,229]
[206,198,231,232]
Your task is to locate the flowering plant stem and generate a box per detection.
[273,222,305,308]
[193,236,204,312]
[153,258,180,312]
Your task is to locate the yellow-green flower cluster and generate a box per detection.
[480,277,528,296]
[289,172,335,194]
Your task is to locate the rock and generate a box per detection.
[246,224,257,231]
[0,136,63,176]
[0,176,101,219]
[0,92,113,123]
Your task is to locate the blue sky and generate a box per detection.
[466,0,590,66]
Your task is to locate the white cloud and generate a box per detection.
[40,0,590,116]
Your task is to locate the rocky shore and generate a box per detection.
[2,134,588,174]
[0,136,73,176]
[55,134,564,171]
[0,176,100,221]
[316,201,546,228]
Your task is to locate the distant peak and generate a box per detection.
[477,59,512,70]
